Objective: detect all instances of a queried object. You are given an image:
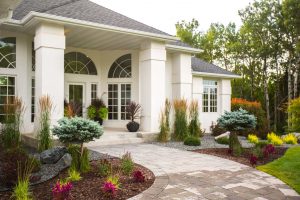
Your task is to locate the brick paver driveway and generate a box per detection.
[90,144,300,200]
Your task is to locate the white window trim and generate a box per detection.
[203,80,218,113]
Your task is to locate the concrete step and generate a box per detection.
[86,137,144,147]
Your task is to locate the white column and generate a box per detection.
[220,79,231,114]
[139,41,166,132]
[172,53,192,100]
[34,23,65,129]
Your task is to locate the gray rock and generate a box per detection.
[57,153,72,168]
[40,146,67,164]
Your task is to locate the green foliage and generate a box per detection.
[37,95,53,152]
[216,136,229,145]
[257,147,300,194]
[267,132,283,146]
[28,156,41,173]
[173,99,188,141]
[99,107,108,119]
[120,152,134,176]
[287,97,300,132]
[247,134,259,144]
[255,141,269,149]
[87,98,108,120]
[0,97,24,149]
[158,99,172,142]
[53,117,103,145]
[68,145,90,173]
[283,133,298,145]
[230,133,243,156]
[217,109,257,132]
[11,160,35,200]
[183,136,201,146]
[67,168,82,182]
[188,100,203,137]
[98,159,112,177]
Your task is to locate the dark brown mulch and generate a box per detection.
[192,147,287,167]
[0,159,155,200]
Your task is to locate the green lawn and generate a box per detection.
[257,146,300,194]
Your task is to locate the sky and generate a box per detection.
[91,0,254,35]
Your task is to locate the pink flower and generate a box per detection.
[102,181,118,196]
[52,180,73,200]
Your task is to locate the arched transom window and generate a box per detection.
[0,37,16,69]
[108,54,132,78]
[64,52,97,75]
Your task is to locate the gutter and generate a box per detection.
[3,11,179,42]
[192,71,241,79]
[166,44,202,54]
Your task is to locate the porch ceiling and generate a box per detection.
[65,25,147,50]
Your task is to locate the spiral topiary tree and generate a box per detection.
[217,108,256,156]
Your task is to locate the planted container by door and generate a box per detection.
[87,98,108,125]
[126,101,141,132]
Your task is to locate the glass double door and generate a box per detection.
[108,83,131,120]
[68,84,84,116]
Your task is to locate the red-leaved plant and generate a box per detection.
[133,170,145,183]
[52,180,73,200]
[263,144,275,158]
[102,175,120,197]
[249,154,258,166]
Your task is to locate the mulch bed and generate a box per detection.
[192,147,288,167]
[0,158,155,200]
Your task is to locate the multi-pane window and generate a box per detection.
[0,76,15,122]
[108,54,132,78]
[91,84,97,102]
[64,52,97,75]
[31,79,35,122]
[203,80,218,113]
[108,84,118,120]
[121,84,131,120]
[0,37,16,69]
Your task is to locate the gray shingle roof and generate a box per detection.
[169,41,193,48]
[12,0,170,36]
[192,57,238,76]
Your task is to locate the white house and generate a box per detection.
[0,0,239,135]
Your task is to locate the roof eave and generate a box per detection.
[192,71,241,79]
[166,44,202,54]
[4,11,179,41]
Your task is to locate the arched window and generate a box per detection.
[108,54,131,78]
[64,52,97,75]
[0,37,16,69]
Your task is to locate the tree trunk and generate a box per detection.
[263,57,270,130]
[294,68,298,98]
[288,55,293,130]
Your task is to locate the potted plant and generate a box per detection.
[126,101,141,132]
[87,98,108,125]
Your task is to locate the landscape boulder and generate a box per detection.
[40,146,67,164]
[215,131,230,140]
[56,153,72,169]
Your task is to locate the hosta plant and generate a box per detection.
[247,134,259,144]
[283,133,298,145]
[267,132,283,146]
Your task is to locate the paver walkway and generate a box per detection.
[90,144,300,200]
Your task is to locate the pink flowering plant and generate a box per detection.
[102,175,120,197]
[133,170,145,183]
[52,179,73,200]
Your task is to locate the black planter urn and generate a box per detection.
[126,121,140,132]
[94,117,103,126]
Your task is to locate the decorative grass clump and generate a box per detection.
[37,95,53,152]
[120,152,134,176]
[68,145,90,173]
[158,99,171,142]
[184,136,201,146]
[1,97,25,149]
[216,136,229,145]
[188,100,203,137]
[173,99,188,141]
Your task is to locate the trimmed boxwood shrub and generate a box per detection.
[184,136,201,146]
